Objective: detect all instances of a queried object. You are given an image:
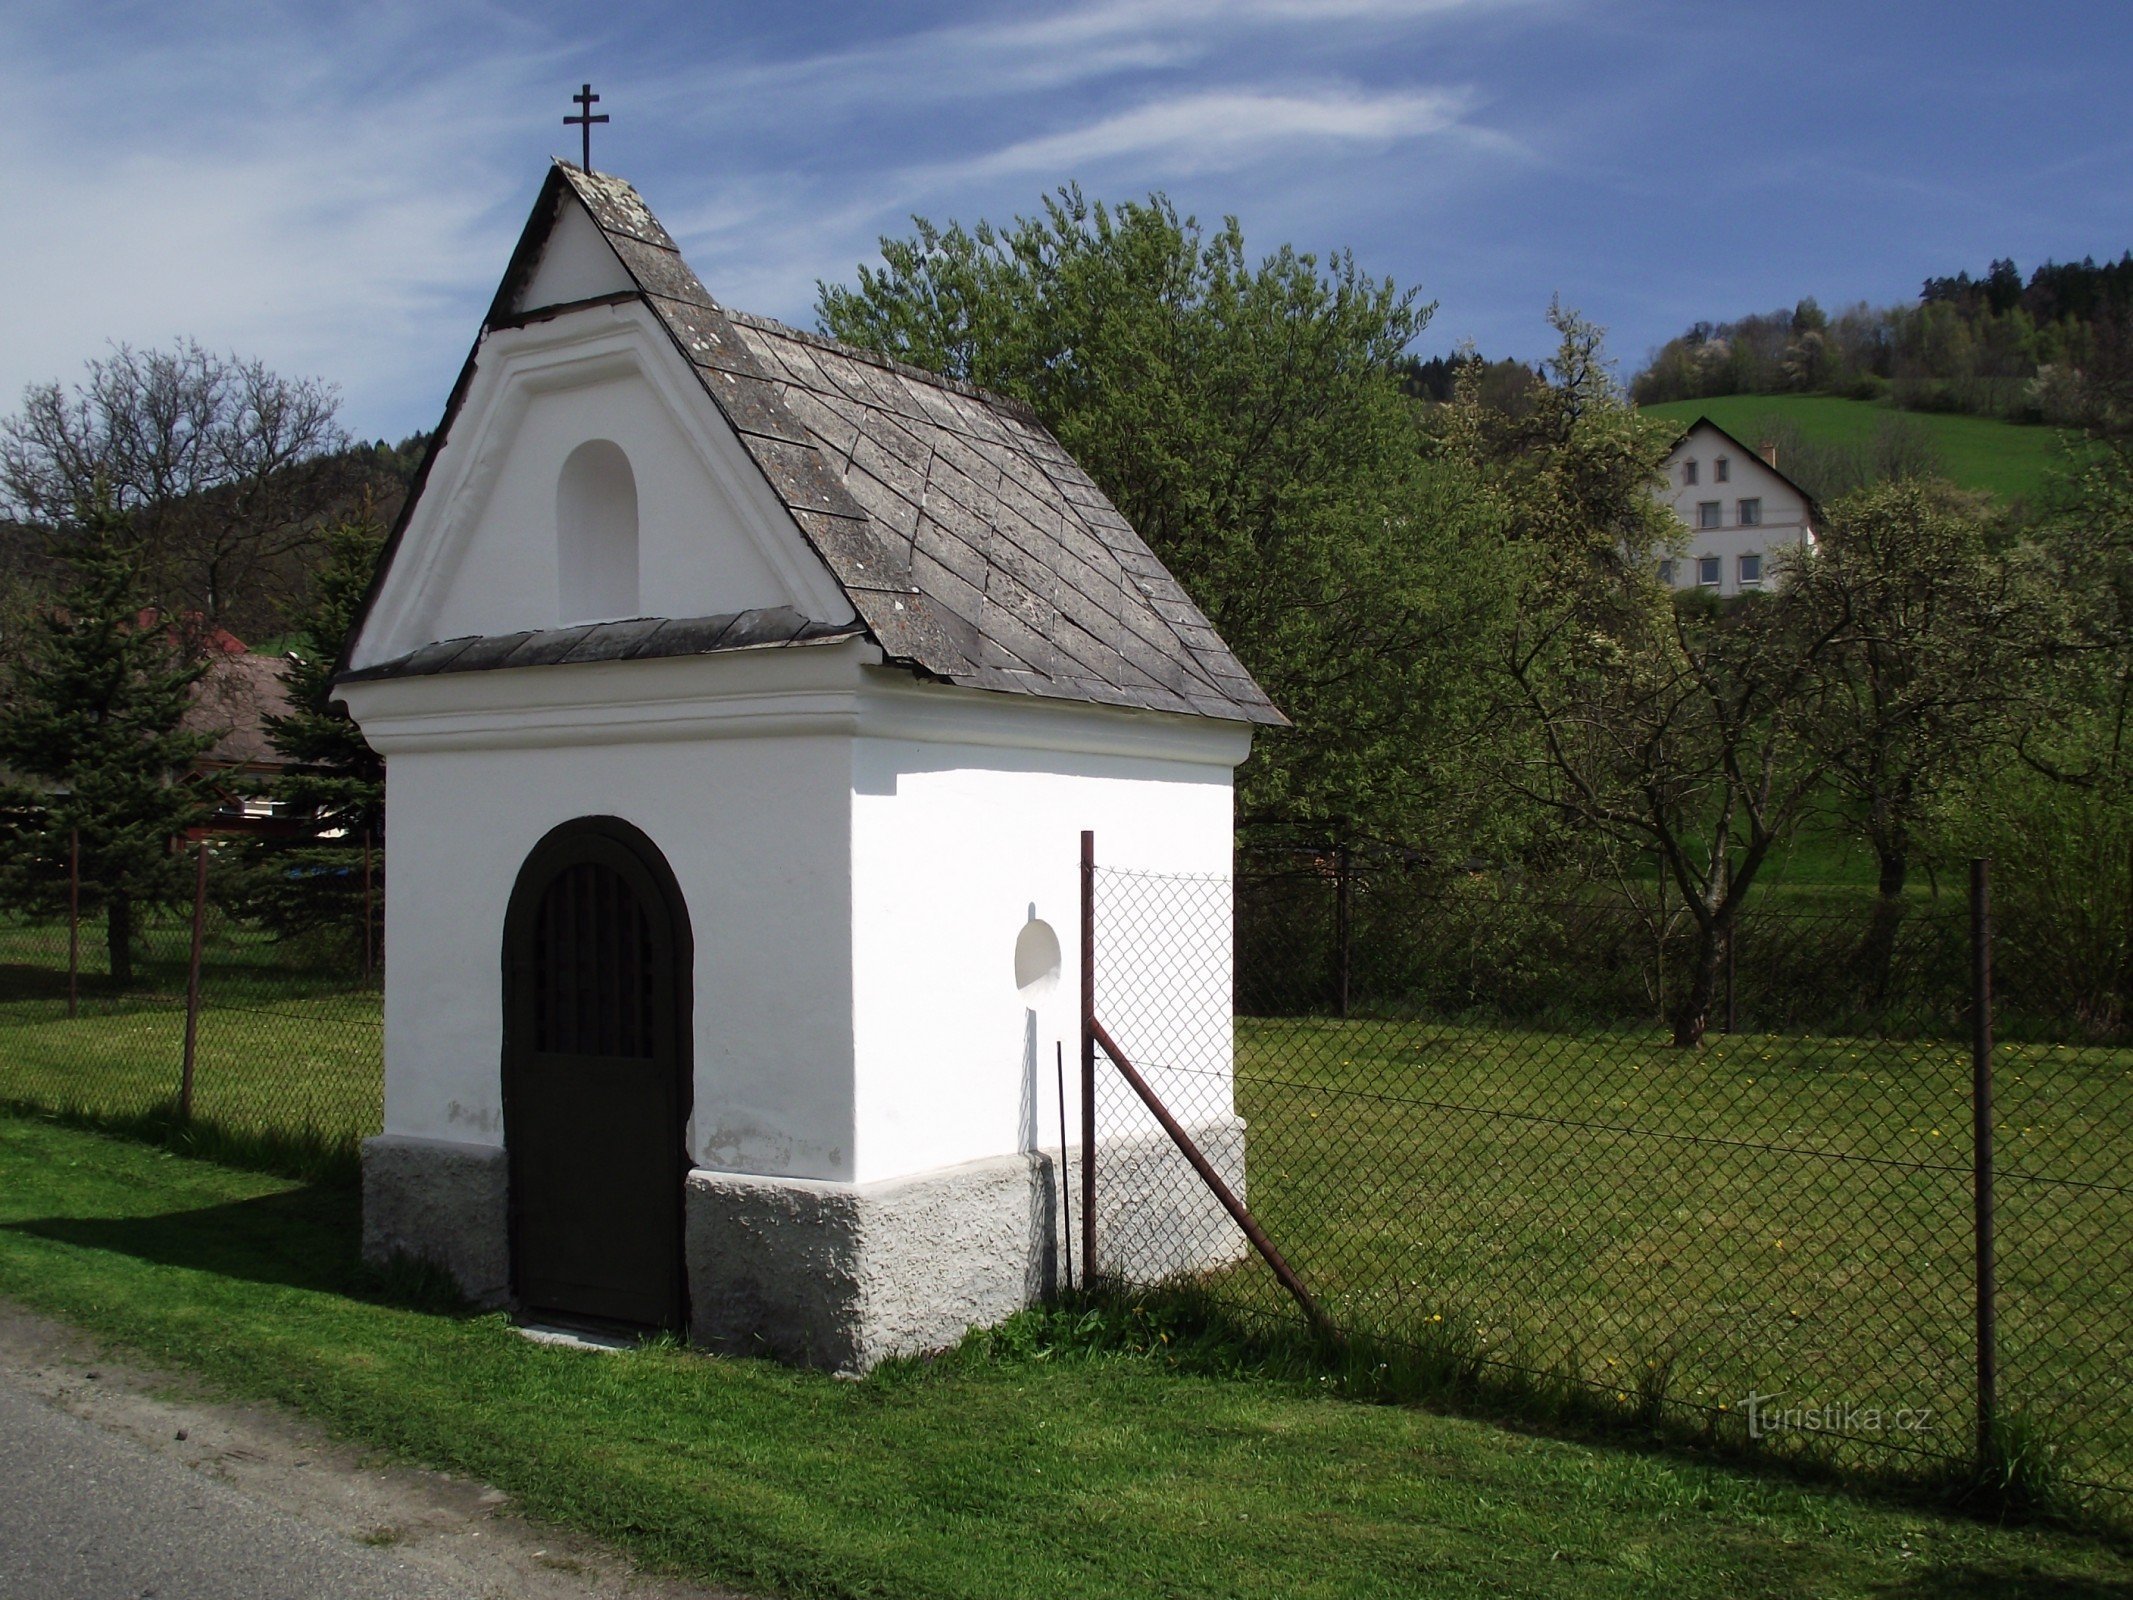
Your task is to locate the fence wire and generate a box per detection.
[0,836,382,1170]
[1090,851,2133,1507]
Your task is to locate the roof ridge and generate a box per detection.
[724,310,1042,427]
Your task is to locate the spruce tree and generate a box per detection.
[0,494,214,985]
[243,514,385,955]
[263,514,385,839]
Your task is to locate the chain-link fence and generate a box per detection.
[1085,844,2133,1511]
[0,833,382,1173]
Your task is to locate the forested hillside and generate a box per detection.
[1633,253,2133,425]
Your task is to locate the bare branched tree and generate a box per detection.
[0,340,350,637]
[1460,309,2036,1046]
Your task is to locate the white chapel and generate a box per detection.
[334,163,1282,1370]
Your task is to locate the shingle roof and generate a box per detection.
[187,650,294,771]
[342,163,1283,727]
[337,607,863,683]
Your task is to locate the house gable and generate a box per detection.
[1655,418,1818,596]
[1660,419,1819,521]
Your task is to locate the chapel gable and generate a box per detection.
[343,164,1281,731]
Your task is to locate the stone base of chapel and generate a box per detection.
[685,1119,1248,1374]
[360,1133,511,1307]
[359,1121,1247,1372]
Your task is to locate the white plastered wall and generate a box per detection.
[513,198,634,310]
[347,651,1255,1192]
[846,678,1248,1185]
[344,648,866,1183]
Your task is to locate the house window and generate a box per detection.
[1696,556,1721,588]
[1698,500,1722,530]
[1738,497,1762,527]
[1738,552,1763,587]
[1714,457,1730,483]
[1681,459,1698,486]
[1658,558,1676,585]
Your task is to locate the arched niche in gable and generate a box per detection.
[557,438,640,624]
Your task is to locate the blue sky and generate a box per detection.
[5,1,2129,442]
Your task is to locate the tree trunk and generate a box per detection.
[1671,916,1725,1048]
[1857,836,1910,1008]
[106,889,134,988]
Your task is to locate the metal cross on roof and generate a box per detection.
[564,83,609,172]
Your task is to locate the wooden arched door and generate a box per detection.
[503,818,691,1331]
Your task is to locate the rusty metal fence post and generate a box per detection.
[66,828,80,1019]
[1971,857,1998,1469]
[1080,829,1097,1285]
[179,840,209,1121]
[1334,842,1353,1021]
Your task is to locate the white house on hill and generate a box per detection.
[333,162,1281,1371]
[1655,417,1817,597]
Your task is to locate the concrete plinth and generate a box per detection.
[359,1118,1246,1364]
[685,1118,1246,1374]
[360,1134,509,1306]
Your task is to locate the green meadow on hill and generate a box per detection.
[1640,394,2082,506]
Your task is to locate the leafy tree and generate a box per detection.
[1633,251,2133,424]
[1937,437,2133,1022]
[1460,308,1959,1045]
[1397,351,1544,413]
[1786,480,2045,989]
[0,495,214,984]
[0,340,350,639]
[817,188,1505,846]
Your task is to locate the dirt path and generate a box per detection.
[0,1299,746,1600]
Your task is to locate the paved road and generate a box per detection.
[0,1373,476,1600]
[0,1302,738,1600]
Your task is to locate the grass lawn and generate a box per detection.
[2,1112,2131,1599]
[1211,1018,2133,1505]
[0,914,381,1172]
[0,994,381,1159]
[1639,394,2083,506]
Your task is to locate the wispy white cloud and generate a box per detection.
[0,0,1546,436]
[659,0,1549,122]
[936,85,1499,182]
[0,1,560,436]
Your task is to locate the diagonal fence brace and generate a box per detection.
[1090,1017,1340,1345]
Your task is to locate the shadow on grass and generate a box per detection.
[1,1150,464,1317]
[0,1098,361,1188]
[945,1280,2133,1551]
[6,1189,359,1295]
[1870,1567,2133,1598]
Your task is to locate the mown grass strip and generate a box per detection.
[0,1112,2128,1599]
